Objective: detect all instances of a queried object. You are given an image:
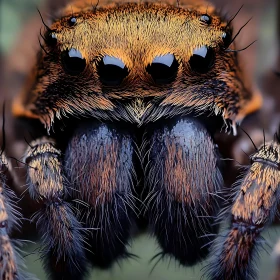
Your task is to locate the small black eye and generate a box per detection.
[222,32,232,48]
[146,54,178,84]
[200,14,211,24]
[69,17,77,26]
[61,48,86,75]
[189,46,215,74]
[97,55,129,86]
[45,30,57,46]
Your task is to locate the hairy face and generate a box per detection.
[13,0,260,130]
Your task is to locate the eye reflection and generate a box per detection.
[189,46,215,73]
[193,46,208,58]
[69,17,77,26]
[146,53,179,84]
[152,54,175,67]
[103,56,125,69]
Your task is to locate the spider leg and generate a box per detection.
[63,122,136,268]
[24,137,87,280]
[207,134,280,280]
[0,153,24,280]
[272,238,280,279]
[145,118,224,265]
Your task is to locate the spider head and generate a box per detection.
[12,1,260,134]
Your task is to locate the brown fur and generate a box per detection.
[23,138,86,276]
[0,235,18,280]
[233,140,280,224]
[208,139,280,279]
[65,124,134,206]
[163,123,219,203]
[24,138,64,198]
[0,155,20,280]
[12,0,259,130]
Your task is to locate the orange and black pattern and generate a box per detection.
[1,0,279,280]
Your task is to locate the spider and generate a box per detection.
[0,0,279,279]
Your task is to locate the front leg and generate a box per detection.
[207,133,280,280]
[24,138,87,280]
[0,153,24,280]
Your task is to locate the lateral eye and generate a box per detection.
[61,48,86,75]
[45,30,57,46]
[222,32,232,48]
[97,55,129,86]
[146,54,179,84]
[189,46,215,74]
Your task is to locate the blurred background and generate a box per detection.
[0,0,280,279]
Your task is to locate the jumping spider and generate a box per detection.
[1,0,280,279]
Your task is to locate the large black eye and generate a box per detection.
[97,55,129,86]
[146,54,179,84]
[61,48,86,75]
[189,46,215,74]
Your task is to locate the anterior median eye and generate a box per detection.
[146,53,179,84]
[189,46,215,74]
[97,55,129,86]
[61,48,86,75]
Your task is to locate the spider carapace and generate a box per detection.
[1,0,280,279]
